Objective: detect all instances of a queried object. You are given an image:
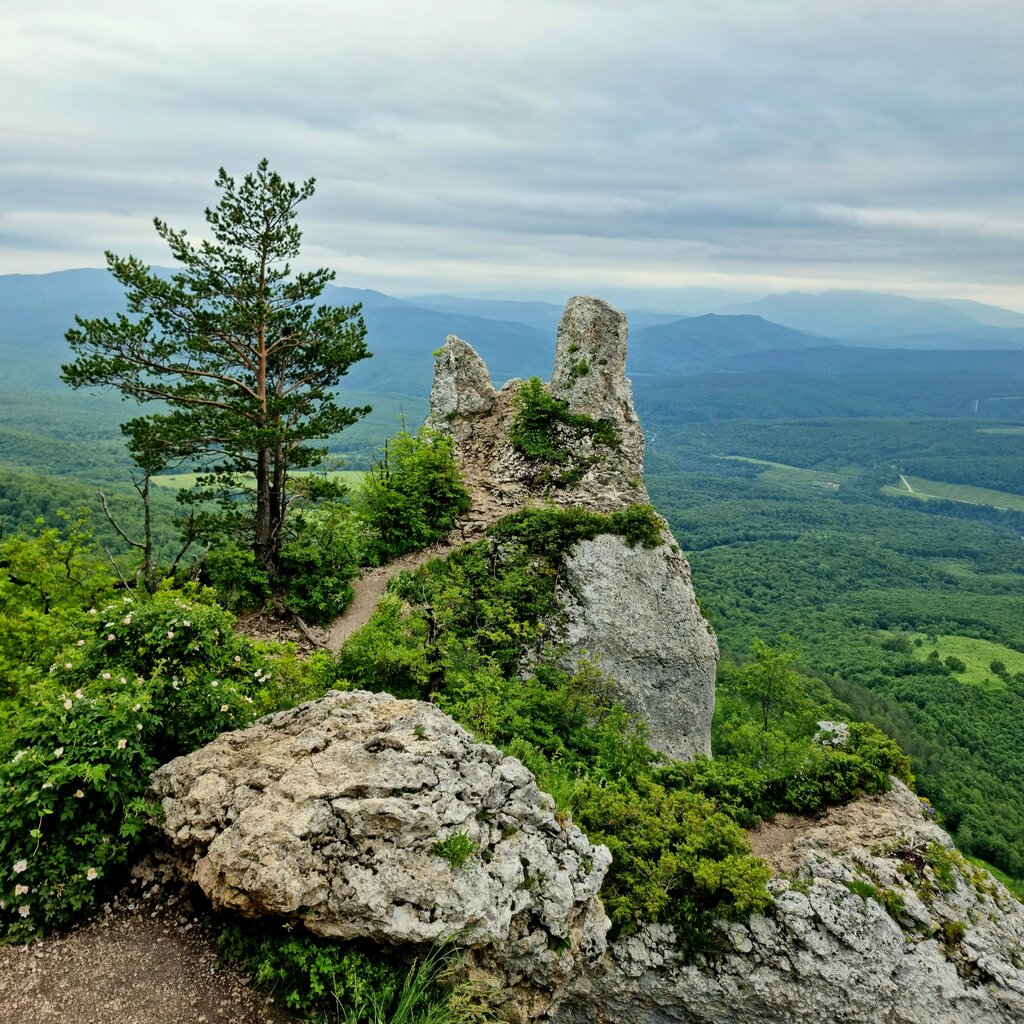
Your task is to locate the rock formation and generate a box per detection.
[152,690,610,958]
[429,296,717,760]
[556,534,716,760]
[428,296,650,527]
[548,781,1024,1024]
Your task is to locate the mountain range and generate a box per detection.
[1,271,1021,401]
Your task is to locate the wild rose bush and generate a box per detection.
[0,585,268,940]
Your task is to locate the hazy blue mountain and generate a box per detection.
[406,294,691,333]
[628,314,824,374]
[0,269,553,399]
[935,298,1024,329]
[718,289,986,339]
[846,326,1024,350]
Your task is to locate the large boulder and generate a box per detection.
[151,690,610,957]
[555,533,718,760]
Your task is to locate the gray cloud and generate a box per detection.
[1,0,1022,306]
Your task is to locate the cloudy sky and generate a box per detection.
[2,0,1022,307]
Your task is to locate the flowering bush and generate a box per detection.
[0,584,268,940]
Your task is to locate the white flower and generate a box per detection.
[88,608,97,615]
[132,704,141,712]
[245,696,253,704]
[210,680,219,688]
[13,859,27,873]
[64,663,73,670]
[86,867,97,881]
[73,789,84,799]
[122,616,132,625]
[166,631,175,639]
[136,723,142,731]
[76,640,85,647]
[41,782,53,789]
[14,884,28,896]
[102,673,111,680]
[117,739,127,750]
[12,751,26,764]
[220,704,229,712]
[182,620,191,627]
[74,690,84,699]
[120,677,127,684]
[63,699,73,710]
[53,747,64,758]
[18,905,30,918]
[233,656,241,663]
[107,634,115,642]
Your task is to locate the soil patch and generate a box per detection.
[0,876,294,1024]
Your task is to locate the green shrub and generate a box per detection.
[202,543,271,611]
[487,503,662,556]
[0,585,266,939]
[217,923,475,1023]
[359,427,471,563]
[280,503,363,625]
[509,376,619,466]
[573,777,772,949]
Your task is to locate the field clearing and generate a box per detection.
[882,475,1024,513]
[152,469,365,490]
[716,455,856,492]
[894,632,1024,687]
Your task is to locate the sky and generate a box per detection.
[2,0,1023,308]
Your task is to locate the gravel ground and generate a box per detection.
[0,874,295,1024]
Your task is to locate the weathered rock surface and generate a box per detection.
[549,781,1024,1024]
[555,533,718,760]
[151,690,610,956]
[429,334,497,423]
[427,296,650,528]
[550,296,645,486]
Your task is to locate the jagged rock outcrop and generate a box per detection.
[428,296,717,760]
[151,691,610,959]
[428,296,650,525]
[550,296,645,485]
[555,534,717,760]
[547,781,1024,1024]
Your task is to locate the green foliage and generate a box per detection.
[202,544,272,611]
[0,585,268,940]
[509,376,619,467]
[731,636,807,732]
[488,502,663,555]
[62,159,371,577]
[217,923,476,1023]
[359,426,471,563]
[279,501,365,625]
[0,513,115,700]
[572,778,772,949]
[431,832,477,870]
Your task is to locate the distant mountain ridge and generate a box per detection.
[717,288,1017,339]
[1,273,1021,402]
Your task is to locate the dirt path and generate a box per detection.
[0,877,294,1024]
[898,473,914,493]
[325,541,464,653]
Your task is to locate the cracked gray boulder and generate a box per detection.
[151,690,611,955]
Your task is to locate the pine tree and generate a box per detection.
[62,160,370,578]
